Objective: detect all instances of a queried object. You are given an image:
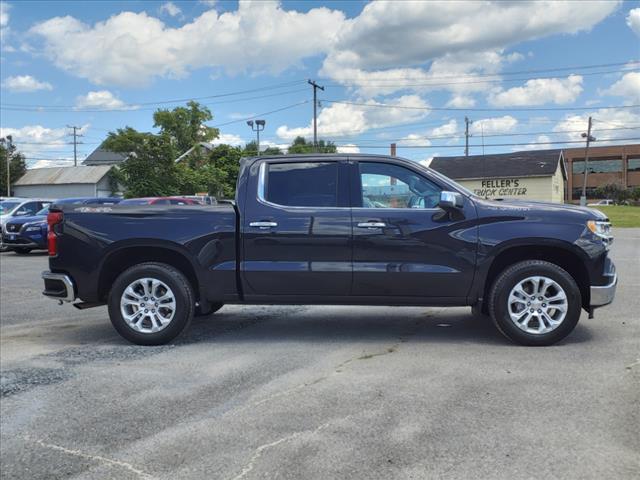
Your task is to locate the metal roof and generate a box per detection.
[14,166,114,186]
[82,146,127,166]
[430,149,565,180]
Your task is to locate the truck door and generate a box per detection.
[241,159,352,297]
[350,160,477,300]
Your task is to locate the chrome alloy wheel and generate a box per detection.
[507,276,568,335]
[120,278,176,333]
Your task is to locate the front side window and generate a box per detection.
[359,162,442,209]
[15,202,39,216]
[265,162,338,207]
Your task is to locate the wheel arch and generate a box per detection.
[480,241,590,312]
[97,242,201,302]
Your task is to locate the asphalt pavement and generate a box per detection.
[1,231,638,479]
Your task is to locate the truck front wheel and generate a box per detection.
[108,262,195,345]
[489,260,582,346]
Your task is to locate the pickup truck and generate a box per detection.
[42,154,617,346]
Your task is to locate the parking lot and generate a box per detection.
[0,230,638,480]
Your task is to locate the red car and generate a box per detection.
[119,197,201,206]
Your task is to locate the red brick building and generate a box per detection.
[564,144,640,203]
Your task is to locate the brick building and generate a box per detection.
[563,144,640,202]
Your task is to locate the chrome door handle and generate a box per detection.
[249,221,278,229]
[357,222,386,228]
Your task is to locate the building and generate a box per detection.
[430,149,566,203]
[12,166,116,198]
[82,145,127,166]
[562,144,640,202]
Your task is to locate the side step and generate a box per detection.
[73,302,105,310]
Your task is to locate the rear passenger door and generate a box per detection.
[242,159,352,297]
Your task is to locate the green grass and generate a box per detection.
[592,205,640,228]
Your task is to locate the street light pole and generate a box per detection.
[247,119,266,154]
[1,135,13,197]
[580,116,596,206]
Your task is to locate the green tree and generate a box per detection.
[208,144,243,198]
[103,128,180,198]
[0,142,27,196]
[594,183,630,205]
[153,101,219,155]
[286,136,337,154]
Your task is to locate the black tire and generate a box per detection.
[108,262,195,345]
[14,248,32,255]
[489,260,582,346]
[195,302,224,317]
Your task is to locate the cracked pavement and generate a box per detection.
[1,230,639,479]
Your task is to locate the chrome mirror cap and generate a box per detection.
[439,191,464,209]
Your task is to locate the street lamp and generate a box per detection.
[1,135,13,197]
[247,119,265,154]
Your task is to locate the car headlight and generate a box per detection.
[587,220,612,240]
[24,224,45,232]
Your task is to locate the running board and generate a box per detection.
[73,302,105,310]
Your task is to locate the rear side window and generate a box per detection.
[265,162,338,207]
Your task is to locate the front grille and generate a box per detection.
[6,224,20,233]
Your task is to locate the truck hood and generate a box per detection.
[475,197,607,222]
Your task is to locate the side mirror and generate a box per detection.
[439,191,464,210]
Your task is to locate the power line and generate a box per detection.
[331,137,640,149]
[323,100,640,112]
[211,100,310,128]
[318,60,639,81]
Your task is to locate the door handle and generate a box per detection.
[249,221,278,229]
[357,222,386,228]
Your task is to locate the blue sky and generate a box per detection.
[1,0,639,168]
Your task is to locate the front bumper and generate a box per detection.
[590,260,617,308]
[2,235,43,249]
[42,271,76,302]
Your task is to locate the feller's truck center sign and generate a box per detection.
[473,178,527,197]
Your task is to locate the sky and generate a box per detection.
[0,0,639,169]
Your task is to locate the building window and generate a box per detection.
[628,158,640,172]
[572,158,623,174]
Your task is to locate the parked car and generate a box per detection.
[588,199,614,206]
[42,154,616,346]
[183,195,217,205]
[119,197,201,205]
[2,197,122,254]
[1,198,54,251]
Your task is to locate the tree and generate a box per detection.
[208,144,243,198]
[103,128,181,198]
[286,136,337,154]
[153,101,219,155]
[594,182,630,205]
[0,142,27,196]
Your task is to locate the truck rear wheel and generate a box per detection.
[108,262,195,345]
[489,260,582,346]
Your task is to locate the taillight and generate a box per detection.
[47,211,64,256]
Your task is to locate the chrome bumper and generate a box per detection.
[590,273,617,307]
[42,271,76,302]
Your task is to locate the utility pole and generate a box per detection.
[580,116,596,206]
[2,135,13,196]
[308,79,324,151]
[464,116,472,156]
[67,125,82,166]
[246,120,265,154]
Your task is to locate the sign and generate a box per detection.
[473,178,527,197]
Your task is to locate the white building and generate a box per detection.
[12,166,116,199]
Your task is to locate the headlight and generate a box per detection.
[24,224,45,232]
[587,220,612,240]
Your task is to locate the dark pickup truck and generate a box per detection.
[42,154,617,346]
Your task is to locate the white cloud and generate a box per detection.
[228,112,256,120]
[199,0,218,7]
[430,119,458,138]
[627,8,640,35]
[553,108,640,145]
[398,134,431,147]
[159,2,181,18]
[446,95,476,108]
[327,1,618,72]
[472,116,518,135]
[30,1,345,86]
[1,74,53,92]
[75,90,134,110]
[336,144,360,154]
[0,2,9,29]
[0,124,89,167]
[600,71,640,103]
[211,133,244,146]
[522,135,552,150]
[276,95,430,140]
[488,75,583,106]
